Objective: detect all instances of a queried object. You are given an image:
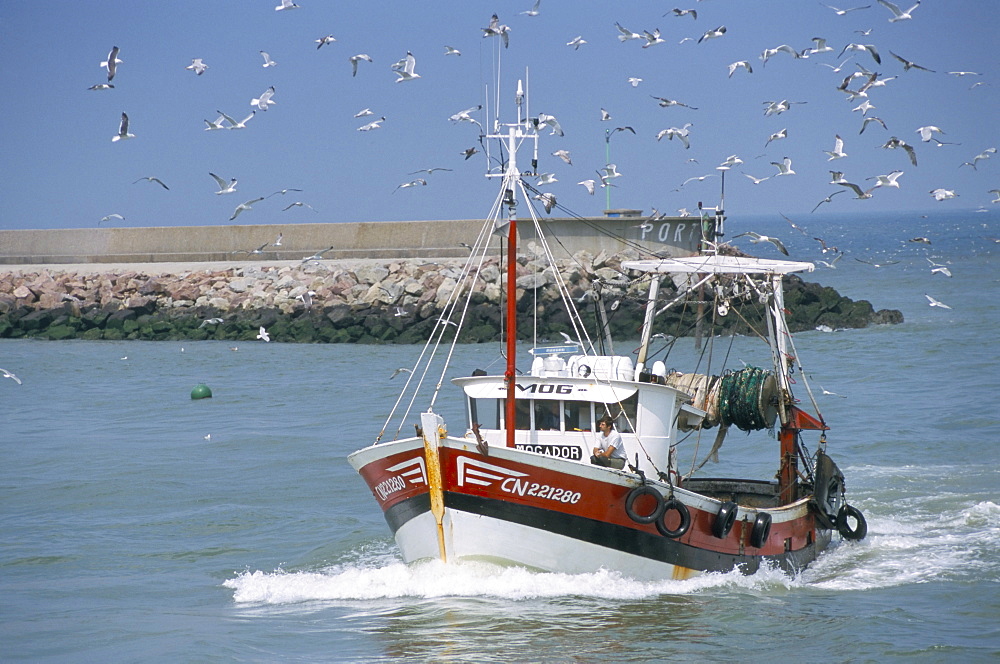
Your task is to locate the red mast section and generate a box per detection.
[504,202,518,448]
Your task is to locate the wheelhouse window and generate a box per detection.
[563,400,592,431]
[469,397,501,429]
[534,400,560,430]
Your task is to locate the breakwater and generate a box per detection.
[0,251,902,343]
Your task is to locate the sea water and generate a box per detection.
[2,210,999,662]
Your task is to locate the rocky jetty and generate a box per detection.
[0,249,902,343]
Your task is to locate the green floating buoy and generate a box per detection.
[191,383,213,400]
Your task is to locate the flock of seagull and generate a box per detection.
[77,3,995,314]
[86,2,994,231]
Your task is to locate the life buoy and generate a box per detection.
[625,485,664,524]
[712,500,738,539]
[655,497,691,538]
[750,512,772,548]
[836,504,868,541]
[812,452,845,530]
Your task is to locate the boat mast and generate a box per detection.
[503,164,518,448]
[486,79,535,448]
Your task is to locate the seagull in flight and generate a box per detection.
[824,134,848,160]
[259,51,277,68]
[881,136,918,166]
[578,179,596,195]
[394,51,421,82]
[682,173,717,186]
[218,110,255,129]
[519,0,541,16]
[615,22,644,42]
[601,163,623,179]
[449,104,483,127]
[204,115,227,131]
[860,116,887,134]
[929,188,957,201]
[132,176,169,190]
[257,326,271,343]
[818,383,847,398]
[728,61,753,77]
[566,36,587,50]
[100,213,125,224]
[916,126,944,142]
[101,46,122,82]
[185,58,208,75]
[743,173,770,185]
[877,0,920,22]
[390,367,412,379]
[230,197,264,221]
[251,86,276,111]
[275,0,299,10]
[804,37,834,56]
[209,172,237,195]
[890,51,934,72]
[763,100,806,116]
[302,247,335,262]
[781,212,808,234]
[771,157,795,176]
[765,128,787,147]
[820,4,872,15]
[843,182,877,199]
[1,368,21,385]
[839,43,881,65]
[349,54,373,76]
[444,45,462,56]
[760,44,801,65]
[482,13,511,48]
[268,188,303,198]
[316,35,336,49]
[734,231,789,255]
[698,26,726,43]
[651,96,698,109]
[531,113,563,136]
[855,257,900,268]
[811,190,846,212]
[669,8,698,19]
[533,192,557,213]
[394,178,427,192]
[817,253,843,269]
[357,116,386,131]
[112,112,134,142]
[927,258,952,277]
[925,294,951,309]
[552,149,572,165]
[867,170,904,188]
[282,201,318,212]
[657,123,693,148]
[409,167,453,176]
[88,83,114,91]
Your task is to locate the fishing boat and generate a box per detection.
[348,83,867,580]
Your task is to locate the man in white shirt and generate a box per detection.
[591,415,627,469]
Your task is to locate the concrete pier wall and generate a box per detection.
[0,216,702,265]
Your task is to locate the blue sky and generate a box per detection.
[2,1,997,231]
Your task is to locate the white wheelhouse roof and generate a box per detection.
[623,255,814,275]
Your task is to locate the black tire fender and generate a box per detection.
[750,512,772,548]
[625,485,664,524]
[712,500,738,539]
[836,504,868,541]
[655,497,691,538]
